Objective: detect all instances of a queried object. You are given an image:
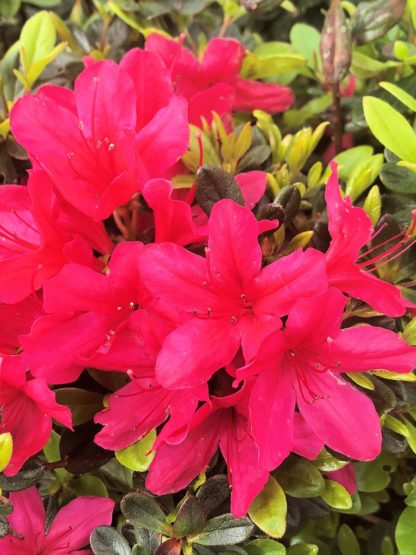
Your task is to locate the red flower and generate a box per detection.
[0,357,72,475]
[0,487,113,554]
[325,162,414,316]
[0,171,110,303]
[238,288,416,470]
[11,52,189,221]
[146,34,293,126]
[20,242,152,384]
[139,199,327,389]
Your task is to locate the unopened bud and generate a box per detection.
[241,0,284,13]
[351,0,406,45]
[276,185,301,223]
[320,0,352,86]
[195,166,244,216]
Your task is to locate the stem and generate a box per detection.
[43,452,111,471]
[331,84,343,154]
[218,15,232,38]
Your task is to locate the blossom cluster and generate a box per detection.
[1,33,416,540]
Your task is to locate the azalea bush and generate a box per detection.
[2,0,416,554]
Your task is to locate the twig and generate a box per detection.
[331,84,343,154]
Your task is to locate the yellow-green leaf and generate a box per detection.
[115,429,156,471]
[363,185,381,225]
[249,476,287,538]
[0,433,13,472]
[20,11,56,71]
[363,96,416,163]
[380,81,416,113]
[321,479,352,509]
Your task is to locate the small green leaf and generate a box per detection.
[0,0,21,17]
[190,514,254,546]
[363,185,381,226]
[286,545,318,555]
[115,429,156,471]
[121,492,171,536]
[20,11,56,72]
[321,480,352,510]
[274,458,325,498]
[0,433,13,473]
[173,496,206,538]
[338,524,360,555]
[90,526,131,555]
[333,145,374,179]
[355,453,396,493]
[25,42,67,87]
[363,97,416,163]
[396,506,416,555]
[246,539,286,555]
[73,474,108,498]
[249,476,287,539]
[380,82,416,112]
[380,163,416,194]
[290,23,321,70]
[345,154,383,201]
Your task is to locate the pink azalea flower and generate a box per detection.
[94,311,205,450]
[325,162,413,316]
[0,296,43,354]
[238,288,416,470]
[139,199,327,389]
[146,379,269,518]
[20,242,153,384]
[146,34,293,125]
[0,357,72,475]
[11,52,188,221]
[0,171,110,303]
[142,171,269,246]
[0,487,114,554]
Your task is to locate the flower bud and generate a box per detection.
[320,0,352,86]
[275,185,301,223]
[195,166,244,216]
[351,0,406,45]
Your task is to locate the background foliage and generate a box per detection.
[2,0,416,554]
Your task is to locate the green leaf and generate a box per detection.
[363,97,416,163]
[351,52,393,79]
[72,474,108,498]
[25,41,67,87]
[0,433,13,473]
[286,545,318,555]
[55,388,103,426]
[396,506,416,555]
[321,480,352,510]
[355,453,396,493]
[380,163,416,194]
[333,145,374,179]
[363,185,381,226]
[115,429,156,471]
[290,23,321,70]
[245,539,286,555]
[23,0,61,6]
[274,458,325,498]
[0,462,44,491]
[20,11,57,72]
[345,154,383,201]
[173,496,206,538]
[338,524,360,555]
[241,53,306,79]
[0,0,21,17]
[380,82,416,112]
[248,476,287,538]
[190,514,254,546]
[121,492,171,536]
[90,525,131,555]
[401,417,416,454]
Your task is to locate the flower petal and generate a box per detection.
[296,371,381,460]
